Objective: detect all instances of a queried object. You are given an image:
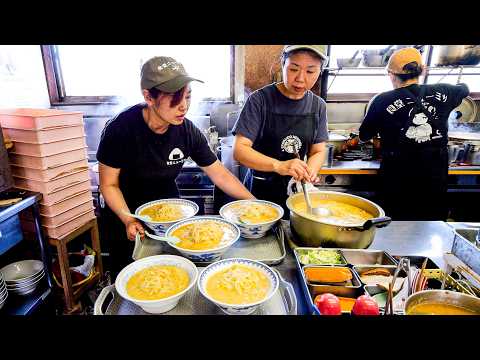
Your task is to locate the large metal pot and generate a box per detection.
[405,290,480,315]
[436,45,480,66]
[286,191,391,249]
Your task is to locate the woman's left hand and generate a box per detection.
[305,166,320,184]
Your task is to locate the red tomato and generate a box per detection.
[351,295,380,315]
[314,293,342,315]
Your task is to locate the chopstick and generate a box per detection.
[416,257,428,292]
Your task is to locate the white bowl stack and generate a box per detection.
[0,260,45,296]
[0,272,8,309]
[0,108,96,239]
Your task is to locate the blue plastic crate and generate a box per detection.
[0,214,23,255]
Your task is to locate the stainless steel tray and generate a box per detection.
[94,268,297,315]
[132,223,286,266]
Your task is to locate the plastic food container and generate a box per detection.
[40,200,94,226]
[11,137,87,157]
[13,169,90,194]
[0,108,83,130]
[39,190,93,216]
[8,147,88,169]
[2,125,85,143]
[10,159,88,181]
[303,265,363,298]
[39,180,91,205]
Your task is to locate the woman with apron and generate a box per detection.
[97,56,254,276]
[232,45,329,217]
[359,47,469,220]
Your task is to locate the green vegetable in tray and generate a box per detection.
[298,249,344,265]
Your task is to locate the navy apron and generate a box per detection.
[244,87,318,219]
[379,86,449,220]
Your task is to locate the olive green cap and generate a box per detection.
[140,56,204,93]
[283,45,329,62]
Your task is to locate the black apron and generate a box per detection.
[105,125,182,277]
[244,87,318,219]
[379,86,449,221]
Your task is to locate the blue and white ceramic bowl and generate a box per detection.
[135,198,199,236]
[115,255,198,314]
[197,258,279,315]
[165,216,240,263]
[219,200,284,239]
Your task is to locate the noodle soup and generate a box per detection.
[126,265,189,301]
[140,203,194,222]
[293,198,373,226]
[224,202,279,224]
[172,221,236,250]
[206,264,270,305]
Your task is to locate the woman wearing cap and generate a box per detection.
[359,47,469,220]
[97,56,254,275]
[232,45,329,216]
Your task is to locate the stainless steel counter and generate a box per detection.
[273,220,457,315]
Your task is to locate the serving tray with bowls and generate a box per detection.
[132,219,286,266]
[94,266,296,315]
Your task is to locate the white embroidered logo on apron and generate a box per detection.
[167,148,185,165]
[281,135,302,154]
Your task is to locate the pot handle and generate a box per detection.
[355,216,392,231]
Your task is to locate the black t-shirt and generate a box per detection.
[359,83,469,155]
[96,103,217,210]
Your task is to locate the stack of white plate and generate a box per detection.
[0,272,7,310]
[0,260,45,296]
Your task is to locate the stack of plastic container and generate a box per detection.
[0,108,95,239]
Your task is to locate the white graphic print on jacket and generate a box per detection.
[403,95,443,144]
[405,112,432,143]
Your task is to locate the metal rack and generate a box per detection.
[0,190,54,315]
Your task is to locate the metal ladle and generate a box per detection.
[293,151,330,217]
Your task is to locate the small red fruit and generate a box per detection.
[314,293,342,315]
[351,295,380,315]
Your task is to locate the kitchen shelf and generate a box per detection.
[1,285,52,315]
[0,189,54,315]
[325,65,480,72]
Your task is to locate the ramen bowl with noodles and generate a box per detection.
[219,200,284,239]
[115,254,198,314]
[165,216,241,263]
[198,258,279,315]
[135,199,199,236]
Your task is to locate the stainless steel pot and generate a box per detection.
[361,49,389,67]
[436,45,480,66]
[286,191,391,249]
[328,133,348,155]
[405,290,480,315]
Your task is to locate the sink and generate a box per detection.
[455,228,480,246]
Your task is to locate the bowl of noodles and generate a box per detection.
[115,254,198,314]
[165,216,241,263]
[219,200,284,239]
[197,258,279,315]
[135,198,199,236]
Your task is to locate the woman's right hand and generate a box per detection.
[125,219,145,241]
[273,159,310,180]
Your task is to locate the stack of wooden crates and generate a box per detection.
[0,108,95,239]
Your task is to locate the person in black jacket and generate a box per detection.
[359,47,469,220]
